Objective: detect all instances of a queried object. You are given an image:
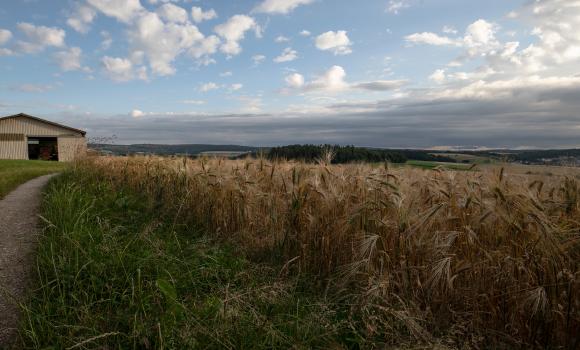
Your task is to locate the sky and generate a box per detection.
[1,0,579,149]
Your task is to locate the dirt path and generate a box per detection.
[0,174,56,348]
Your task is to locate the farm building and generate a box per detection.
[0,113,86,162]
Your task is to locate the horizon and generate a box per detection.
[1,0,579,148]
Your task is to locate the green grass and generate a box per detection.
[0,159,66,199]
[405,159,474,171]
[19,169,363,349]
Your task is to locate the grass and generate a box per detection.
[20,155,580,348]
[0,159,66,199]
[405,159,473,170]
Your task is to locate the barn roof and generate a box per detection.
[0,113,87,136]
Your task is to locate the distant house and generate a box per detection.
[0,113,87,162]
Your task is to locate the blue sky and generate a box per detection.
[1,0,579,148]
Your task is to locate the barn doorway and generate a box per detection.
[28,137,58,161]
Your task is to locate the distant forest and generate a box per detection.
[268,145,457,164]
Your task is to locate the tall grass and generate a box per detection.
[26,155,579,348]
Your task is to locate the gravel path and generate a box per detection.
[0,174,56,348]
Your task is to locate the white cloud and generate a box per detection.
[405,32,458,46]
[15,23,66,54]
[230,83,243,91]
[214,15,259,56]
[299,30,311,37]
[386,0,410,14]
[67,5,97,33]
[315,30,352,55]
[14,83,55,93]
[87,0,143,23]
[286,65,406,93]
[285,73,304,88]
[156,3,188,24]
[199,82,220,92]
[0,29,12,46]
[220,71,233,77]
[429,69,446,84]
[129,12,204,75]
[188,35,220,60]
[191,7,217,23]
[442,25,458,35]
[181,99,206,105]
[275,35,290,43]
[53,47,86,72]
[101,56,147,82]
[131,109,145,118]
[254,0,314,14]
[100,30,113,50]
[274,47,298,63]
[0,48,13,56]
[252,54,266,65]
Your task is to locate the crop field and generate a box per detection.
[21,155,579,348]
[0,159,66,198]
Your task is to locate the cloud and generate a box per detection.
[15,23,66,53]
[219,71,233,77]
[0,29,12,46]
[386,0,411,14]
[181,100,206,105]
[429,69,446,84]
[315,30,352,55]
[275,35,290,43]
[286,65,406,93]
[100,30,113,50]
[230,83,243,91]
[405,32,458,46]
[53,47,87,72]
[442,25,458,35]
[101,56,147,82]
[252,54,266,65]
[14,83,56,93]
[214,15,259,56]
[87,0,143,23]
[199,82,220,92]
[191,7,217,23]
[285,73,304,88]
[130,109,145,118]
[274,47,298,62]
[299,30,311,37]
[156,3,188,23]
[254,0,314,14]
[128,11,205,75]
[67,4,97,33]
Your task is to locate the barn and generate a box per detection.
[0,113,87,162]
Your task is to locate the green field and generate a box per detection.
[0,160,66,198]
[405,159,474,170]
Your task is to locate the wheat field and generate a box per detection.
[72,155,579,347]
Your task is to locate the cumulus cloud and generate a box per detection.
[156,3,188,23]
[101,56,147,82]
[275,35,290,43]
[53,47,87,72]
[128,11,204,75]
[286,65,407,93]
[299,30,311,37]
[285,73,304,88]
[199,82,220,92]
[252,54,266,65]
[191,7,217,23]
[0,29,12,46]
[386,0,411,14]
[67,4,97,33]
[315,30,352,55]
[15,23,66,53]
[214,15,260,56]
[130,109,145,118]
[87,0,143,23]
[254,0,314,14]
[405,32,459,46]
[274,47,298,62]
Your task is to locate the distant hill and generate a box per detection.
[90,144,262,156]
